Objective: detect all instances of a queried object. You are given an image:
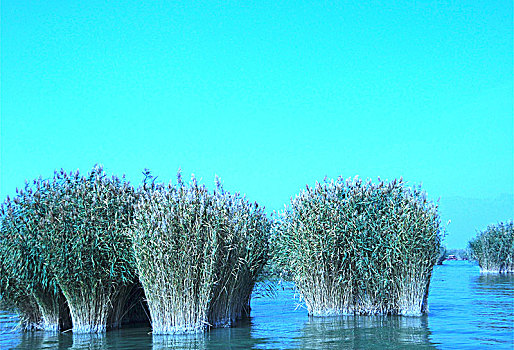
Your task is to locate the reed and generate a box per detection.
[130,172,270,334]
[468,221,514,273]
[436,246,446,265]
[32,166,138,333]
[274,176,442,316]
[0,186,70,331]
[0,253,42,330]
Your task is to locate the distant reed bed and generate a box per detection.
[273,177,442,316]
[468,221,514,273]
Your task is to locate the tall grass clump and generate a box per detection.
[274,176,442,316]
[131,173,270,334]
[468,221,514,273]
[0,243,42,330]
[0,185,70,331]
[32,166,138,333]
[436,246,446,265]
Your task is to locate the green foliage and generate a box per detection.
[0,246,42,330]
[274,177,442,316]
[131,172,270,334]
[437,246,446,265]
[32,166,138,333]
[0,183,69,331]
[468,221,514,273]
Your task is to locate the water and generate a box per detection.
[1,261,513,349]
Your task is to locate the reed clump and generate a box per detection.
[0,185,70,331]
[29,166,138,333]
[130,173,270,334]
[274,176,442,316]
[0,255,43,330]
[468,221,514,273]
[436,246,446,265]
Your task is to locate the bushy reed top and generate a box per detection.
[468,221,514,273]
[0,166,137,331]
[0,176,70,292]
[131,173,270,333]
[23,166,137,303]
[274,176,442,316]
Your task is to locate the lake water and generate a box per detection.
[1,261,513,349]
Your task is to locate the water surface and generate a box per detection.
[1,261,513,349]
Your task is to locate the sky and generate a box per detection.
[1,1,512,248]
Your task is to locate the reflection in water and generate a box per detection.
[152,333,206,350]
[71,333,107,350]
[298,315,437,349]
[11,319,266,350]
[426,261,514,349]
[473,272,514,289]
[14,330,72,350]
[469,273,514,347]
[13,328,155,350]
[153,318,267,350]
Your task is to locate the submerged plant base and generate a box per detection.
[152,332,206,350]
[72,324,107,334]
[146,301,210,335]
[71,332,108,349]
[305,304,426,317]
[34,303,65,332]
[151,317,247,335]
[39,321,59,332]
[399,309,423,317]
[479,267,514,274]
[35,292,71,332]
[13,298,44,331]
[306,306,425,317]
[210,318,236,328]
[146,298,251,334]
[308,308,354,317]
[148,309,245,335]
[64,290,110,334]
[19,321,44,331]
[152,324,207,335]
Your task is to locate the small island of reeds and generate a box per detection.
[468,221,514,273]
[130,172,270,334]
[273,176,442,316]
[0,166,143,333]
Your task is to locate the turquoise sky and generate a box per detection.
[2,1,513,248]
